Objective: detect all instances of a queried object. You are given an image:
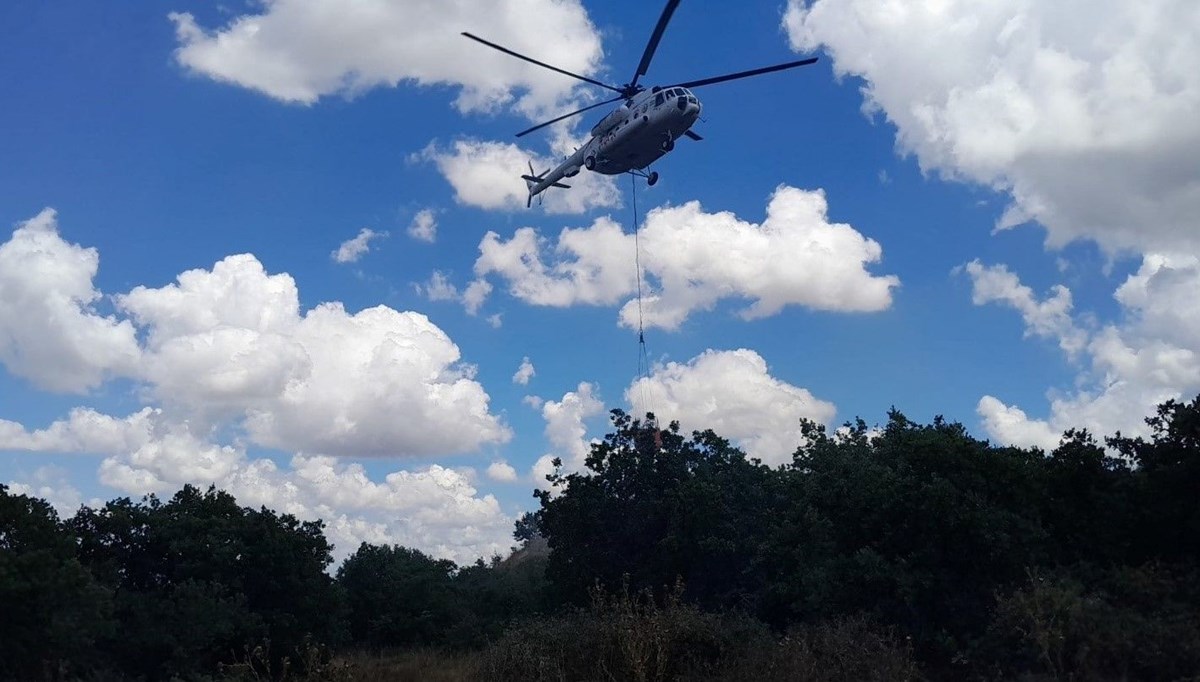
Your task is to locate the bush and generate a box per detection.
[476,581,919,681]
[975,564,1200,680]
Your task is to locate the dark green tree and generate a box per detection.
[0,484,111,679]
[764,412,1049,664]
[1109,395,1200,563]
[337,543,462,648]
[1039,428,1135,565]
[70,484,342,679]
[535,410,778,610]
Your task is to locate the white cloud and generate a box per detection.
[462,278,493,315]
[784,0,1200,254]
[419,139,621,214]
[474,185,899,329]
[0,208,139,393]
[962,260,1088,358]
[530,382,604,484]
[408,209,437,243]
[0,210,510,459]
[486,313,504,328]
[512,357,535,385]
[120,255,510,456]
[4,406,514,563]
[169,0,603,120]
[225,455,513,564]
[0,400,515,565]
[0,407,157,455]
[486,460,518,483]
[6,466,92,518]
[0,210,519,563]
[332,227,387,264]
[971,254,1200,446]
[977,396,1062,451]
[626,349,837,466]
[420,271,460,302]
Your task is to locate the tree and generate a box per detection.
[0,484,111,679]
[762,412,1050,665]
[70,485,343,679]
[535,410,778,610]
[337,543,462,648]
[1109,394,1200,563]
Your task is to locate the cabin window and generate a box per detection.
[655,93,664,107]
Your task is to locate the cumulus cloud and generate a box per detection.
[784,0,1200,254]
[486,460,518,483]
[962,260,1088,358]
[2,209,509,460]
[332,227,387,263]
[0,407,158,455]
[970,254,1200,446]
[0,208,520,562]
[223,455,513,563]
[473,185,898,329]
[169,0,603,119]
[512,357,535,385]
[4,407,512,563]
[407,209,437,243]
[419,138,621,214]
[462,278,493,315]
[627,349,836,466]
[419,271,460,302]
[530,382,604,484]
[5,466,94,517]
[118,254,510,456]
[0,208,139,392]
[976,396,1063,451]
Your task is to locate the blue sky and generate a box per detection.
[2,0,1197,562]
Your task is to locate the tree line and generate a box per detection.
[2,396,1199,680]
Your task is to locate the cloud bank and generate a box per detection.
[785,0,1200,254]
[470,185,898,328]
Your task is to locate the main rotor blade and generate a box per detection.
[670,57,818,89]
[462,32,624,95]
[516,95,626,138]
[630,0,682,90]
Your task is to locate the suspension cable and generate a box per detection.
[631,173,651,416]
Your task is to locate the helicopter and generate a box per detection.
[462,0,818,207]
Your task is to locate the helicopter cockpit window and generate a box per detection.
[655,92,664,107]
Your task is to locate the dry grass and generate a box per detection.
[332,649,481,682]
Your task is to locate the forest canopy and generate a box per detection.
[3,396,1199,680]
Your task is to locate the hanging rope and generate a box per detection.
[631,172,651,416]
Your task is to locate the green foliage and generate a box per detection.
[475,581,918,681]
[6,395,1200,680]
[337,544,461,648]
[766,411,1050,661]
[69,484,344,679]
[535,410,777,611]
[532,399,1200,674]
[337,540,550,651]
[1109,395,1200,563]
[0,484,112,680]
[977,564,1200,680]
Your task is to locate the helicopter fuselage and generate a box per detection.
[584,87,701,174]
[526,87,701,202]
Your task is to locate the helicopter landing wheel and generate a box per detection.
[647,171,659,187]
[584,155,595,171]
[661,138,674,152]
